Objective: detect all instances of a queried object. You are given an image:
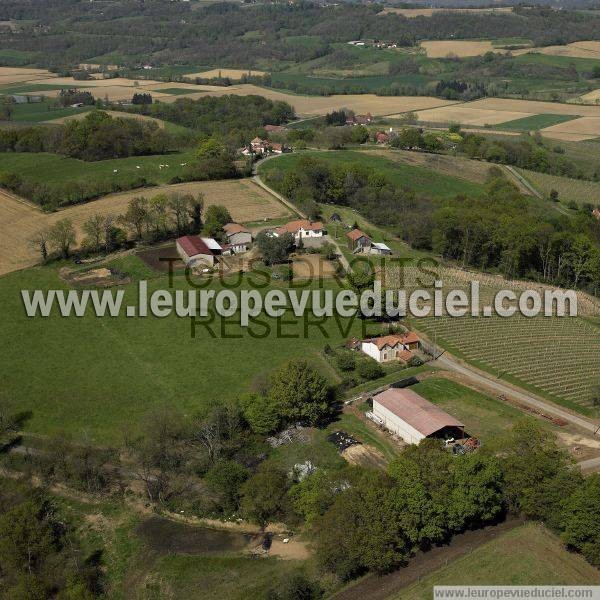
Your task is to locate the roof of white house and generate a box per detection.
[201,237,222,251]
[373,388,464,437]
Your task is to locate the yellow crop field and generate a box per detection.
[165,84,458,116]
[0,66,56,85]
[578,88,600,104]
[540,116,600,142]
[410,105,534,126]
[514,40,600,59]
[420,40,507,58]
[0,180,290,276]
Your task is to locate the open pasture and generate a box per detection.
[396,523,600,599]
[420,40,507,58]
[0,179,289,275]
[0,268,359,441]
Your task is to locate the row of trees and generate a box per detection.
[29,192,208,261]
[264,157,600,291]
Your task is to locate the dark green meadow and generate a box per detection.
[0,261,366,442]
[258,150,485,201]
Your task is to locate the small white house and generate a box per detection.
[176,236,215,268]
[360,333,419,363]
[372,388,465,444]
[275,220,324,241]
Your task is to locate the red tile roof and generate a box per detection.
[346,228,370,242]
[223,222,249,235]
[177,235,213,257]
[363,333,420,350]
[277,220,323,235]
[373,388,464,437]
[402,332,420,345]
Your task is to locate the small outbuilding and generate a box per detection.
[372,388,465,444]
[371,242,392,255]
[176,236,216,268]
[346,228,371,252]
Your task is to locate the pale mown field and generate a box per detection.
[0,66,56,85]
[0,180,290,276]
[408,98,600,141]
[410,105,533,126]
[420,40,507,58]
[514,40,600,59]
[579,88,600,103]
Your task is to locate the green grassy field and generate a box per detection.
[259,150,485,201]
[493,113,580,131]
[393,523,600,599]
[2,101,93,123]
[0,263,366,442]
[518,168,600,207]
[513,52,600,74]
[411,377,528,442]
[0,83,84,95]
[0,49,38,66]
[0,149,197,187]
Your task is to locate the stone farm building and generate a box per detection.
[176,235,221,268]
[223,222,252,254]
[347,228,372,252]
[361,333,420,363]
[372,387,465,444]
[275,220,324,241]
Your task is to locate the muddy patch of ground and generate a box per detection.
[135,516,255,556]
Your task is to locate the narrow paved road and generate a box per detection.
[433,353,599,436]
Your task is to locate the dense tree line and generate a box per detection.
[264,157,600,291]
[0,479,103,598]
[0,110,174,161]
[125,95,294,146]
[2,1,600,72]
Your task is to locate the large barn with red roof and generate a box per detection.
[372,387,465,445]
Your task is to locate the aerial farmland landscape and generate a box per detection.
[0,1,599,599]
